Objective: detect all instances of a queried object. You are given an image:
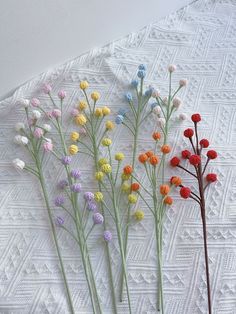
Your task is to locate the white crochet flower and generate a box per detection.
[13,158,25,170]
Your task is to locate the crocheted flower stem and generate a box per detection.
[110,184,132,314]
[155,216,164,313]
[34,149,75,314]
[120,85,142,302]
[23,107,75,314]
[56,120,102,314]
[80,87,118,314]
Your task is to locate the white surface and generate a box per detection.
[1,0,236,313]
[0,0,191,100]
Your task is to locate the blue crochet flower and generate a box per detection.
[118,108,129,116]
[138,64,146,71]
[115,115,124,124]
[151,102,158,109]
[131,79,138,88]
[137,70,146,79]
[125,92,133,102]
[145,88,153,97]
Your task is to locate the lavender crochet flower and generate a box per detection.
[71,183,82,193]
[93,212,104,225]
[103,230,112,242]
[71,169,81,179]
[56,216,64,226]
[87,201,97,212]
[57,179,69,190]
[84,192,94,202]
[54,195,65,207]
[61,156,72,165]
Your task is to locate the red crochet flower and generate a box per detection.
[206,173,217,182]
[191,113,201,123]
[207,150,217,159]
[180,186,191,199]
[200,139,209,148]
[182,150,191,159]
[184,128,194,138]
[170,156,180,167]
[189,154,201,166]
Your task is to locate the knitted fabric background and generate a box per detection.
[0,0,236,313]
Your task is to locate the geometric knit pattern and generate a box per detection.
[0,0,236,312]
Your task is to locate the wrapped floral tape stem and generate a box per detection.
[13,105,75,314]
[47,93,103,314]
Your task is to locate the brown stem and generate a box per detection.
[189,137,197,154]
[197,162,212,314]
[202,158,209,176]
[194,122,200,155]
[200,206,212,314]
[177,165,197,178]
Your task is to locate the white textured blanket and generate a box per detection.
[0,0,236,313]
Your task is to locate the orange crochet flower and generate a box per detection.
[146,151,154,158]
[170,176,182,186]
[164,196,173,205]
[160,184,170,195]
[138,153,148,163]
[149,155,159,166]
[123,165,133,175]
[152,132,161,141]
[161,144,171,154]
[130,182,140,192]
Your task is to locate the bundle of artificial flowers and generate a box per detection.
[12,64,218,314]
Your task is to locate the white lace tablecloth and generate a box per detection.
[0,0,236,313]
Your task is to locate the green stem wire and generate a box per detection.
[119,80,143,301]
[93,137,118,314]
[24,107,75,313]
[33,150,75,314]
[81,91,118,314]
[109,181,132,314]
[53,103,102,313]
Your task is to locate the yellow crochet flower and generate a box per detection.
[102,106,111,116]
[105,120,115,130]
[101,163,112,174]
[128,194,137,204]
[95,171,104,181]
[98,158,109,167]
[121,182,130,193]
[102,138,112,147]
[69,144,79,155]
[121,173,131,181]
[94,192,103,202]
[74,114,87,126]
[91,91,100,101]
[95,108,103,117]
[115,152,124,161]
[133,210,144,221]
[70,131,80,142]
[80,81,89,90]
[78,101,87,111]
